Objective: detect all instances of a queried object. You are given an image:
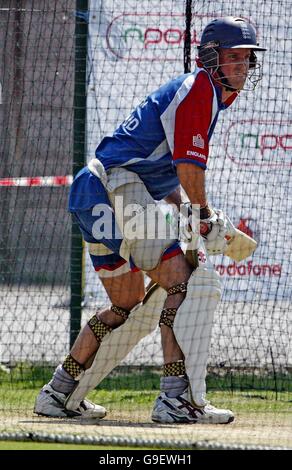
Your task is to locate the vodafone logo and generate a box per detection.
[236,218,254,238]
[236,217,260,244]
[216,261,281,277]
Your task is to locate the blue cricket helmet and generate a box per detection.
[197,17,266,90]
[199,16,266,51]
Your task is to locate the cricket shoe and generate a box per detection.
[151,389,234,424]
[34,384,106,419]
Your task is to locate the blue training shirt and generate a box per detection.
[69,64,237,212]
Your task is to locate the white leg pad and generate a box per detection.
[65,286,166,411]
[173,265,221,407]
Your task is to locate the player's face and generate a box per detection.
[219,48,251,90]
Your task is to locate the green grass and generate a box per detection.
[0,368,291,451]
[0,364,291,419]
[0,441,171,451]
[1,363,291,393]
[0,385,290,417]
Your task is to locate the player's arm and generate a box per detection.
[171,72,228,252]
[172,72,213,215]
[176,161,219,242]
[176,163,208,208]
[171,72,255,261]
[164,186,182,211]
[176,162,215,226]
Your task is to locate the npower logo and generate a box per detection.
[105,13,217,61]
[225,120,292,167]
[215,217,281,278]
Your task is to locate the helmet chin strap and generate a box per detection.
[216,68,238,92]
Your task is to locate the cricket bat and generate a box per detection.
[184,215,257,264]
[224,217,257,262]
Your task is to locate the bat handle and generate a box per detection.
[225,216,237,239]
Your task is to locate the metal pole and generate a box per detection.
[70,0,88,347]
[184,0,192,73]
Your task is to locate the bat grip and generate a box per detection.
[225,217,237,240]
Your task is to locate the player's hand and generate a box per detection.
[200,208,228,255]
[178,206,200,249]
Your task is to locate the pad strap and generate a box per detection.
[159,308,177,328]
[111,305,130,321]
[88,306,130,342]
[163,360,186,377]
[167,282,188,296]
[159,283,188,328]
[63,354,84,379]
[88,314,113,342]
